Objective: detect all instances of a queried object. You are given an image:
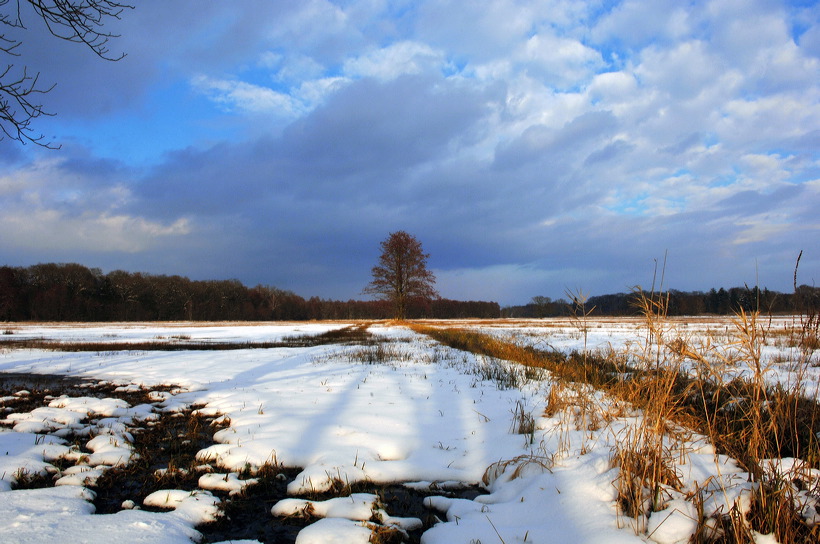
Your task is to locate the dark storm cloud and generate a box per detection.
[13,1,301,119]
[280,74,496,179]
[134,72,497,219]
[12,4,151,117]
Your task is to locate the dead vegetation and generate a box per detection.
[411,285,820,543]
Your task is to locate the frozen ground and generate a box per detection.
[0,320,817,543]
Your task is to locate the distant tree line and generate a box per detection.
[504,286,820,318]
[3,263,816,322]
[0,263,500,321]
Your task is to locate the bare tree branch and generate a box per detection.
[0,64,56,146]
[0,0,132,148]
[0,0,24,31]
[26,0,132,61]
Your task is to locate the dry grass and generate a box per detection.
[368,523,408,544]
[608,293,819,542]
[344,341,415,365]
[408,323,624,390]
[412,289,820,542]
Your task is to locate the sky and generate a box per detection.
[1,0,818,306]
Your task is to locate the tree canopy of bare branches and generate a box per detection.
[363,231,438,320]
[1,0,132,147]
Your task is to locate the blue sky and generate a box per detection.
[1,0,818,305]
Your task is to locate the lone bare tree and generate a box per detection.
[363,231,438,320]
[1,0,132,147]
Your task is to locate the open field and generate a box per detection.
[0,315,818,543]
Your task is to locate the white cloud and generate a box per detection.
[0,155,193,254]
[343,41,446,80]
[801,22,820,57]
[516,32,603,87]
[587,71,638,101]
[417,0,539,60]
[732,216,797,245]
[740,153,794,183]
[0,208,191,253]
[717,94,820,145]
[264,0,354,56]
[193,42,449,121]
[590,0,694,47]
[296,76,350,107]
[635,41,723,99]
[261,52,326,84]
[191,75,303,116]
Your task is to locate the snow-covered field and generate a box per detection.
[0,319,817,543]
[456,316,820,394]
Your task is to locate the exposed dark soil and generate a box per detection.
[198,465,310,544]
[199,478,486,544]
[91,405,230,514]
[0,372,176,419]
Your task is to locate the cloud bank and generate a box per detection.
[1,0,818,304]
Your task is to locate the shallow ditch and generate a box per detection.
[0,372,486,544]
